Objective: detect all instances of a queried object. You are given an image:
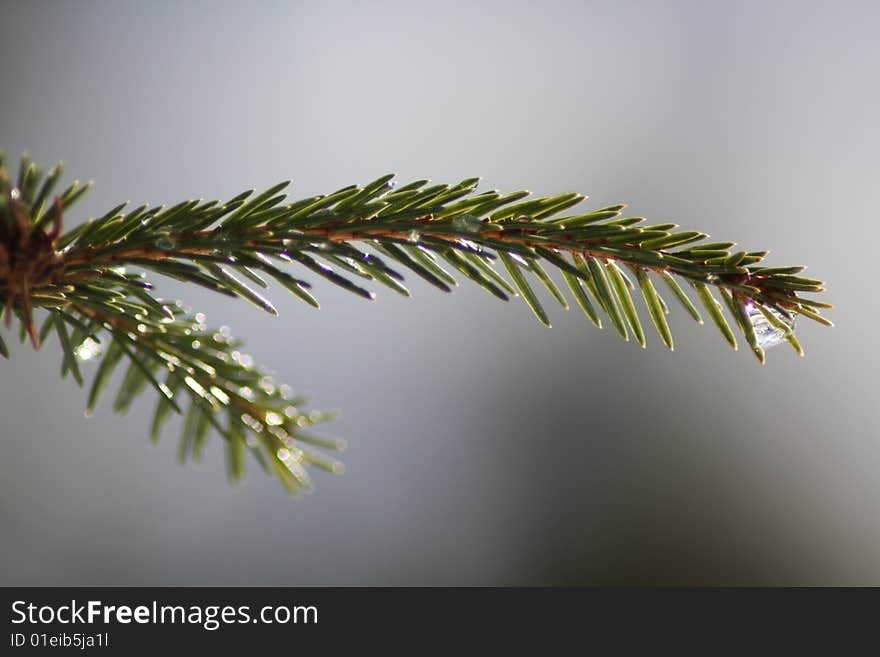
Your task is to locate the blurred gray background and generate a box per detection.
[1,0,878,585]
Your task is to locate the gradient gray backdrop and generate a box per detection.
[1,0,878,585]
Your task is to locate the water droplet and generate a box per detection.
[452,213,483,233]
[746,303,795,349]
[238,386,254,401]
[10,188,20,201]
[407,229,421,243]
[265,411,284,426]
[137,323,148,333]
[74,337,103,361]
[158,382,175,400]
[241,413,263,433]
[195,313,206,324]
[183,376,209,399]
[268,425,287,440]
[191,340,201,350]
[283,456,310,486]
[155,232,177,250]
[209,386,230,405]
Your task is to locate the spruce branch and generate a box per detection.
[0,153,832,492]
